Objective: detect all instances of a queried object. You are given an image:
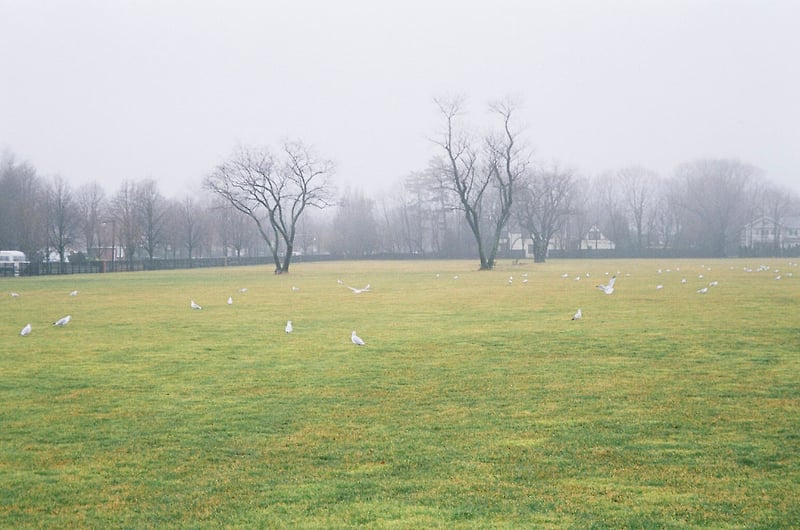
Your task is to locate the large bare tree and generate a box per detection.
[432,96,527,270]
[205,140,335,273]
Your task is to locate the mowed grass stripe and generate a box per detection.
[1,259,798,528]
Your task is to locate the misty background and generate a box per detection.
[2,0,799,197]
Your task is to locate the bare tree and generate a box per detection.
[674,158,760,256]
[331,188,380,256]
[45,175,79,271]
[618,166,660,251]
[588,173,629,251]
[137,179,167,262]
[112,181,142,268]
[0,154,46,260]
[206,140,335,273]
[515,164,576,262]
[757,183,799,255]
[180,196,205,263]
[431,96,527,270]
[76,182,106,259]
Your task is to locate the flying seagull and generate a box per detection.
[190,300,202,310]
[596,276,617,294]
[572,308,582,320]
[238,288,248,293]
[285,320,293,333]
[53,315,72,326]
[20,323,31,336]
[69,290,78,296]
[347,284,371,294]
[697,287,708,294]
[351,330,365,346]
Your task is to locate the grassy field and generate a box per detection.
[1,259,798,528]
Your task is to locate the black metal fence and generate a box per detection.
[2,256,275,277]
[3,246,797,279]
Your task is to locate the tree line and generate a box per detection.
[2,98,799,273]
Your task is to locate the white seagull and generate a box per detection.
[351,330,365,346]
[20,323,31,336]
[10,292,20,298]
[347,284,371,294]
[190,300,202,310]
[227,296,233,305]
[238,288,248,293]
[53,315,72,326]
[69,290,78,296]
[285,320,293,333]
[596,276,617,294]
[572,308,582,320]
[697,287,708,294]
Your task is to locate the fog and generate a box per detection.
[1,0,798,197]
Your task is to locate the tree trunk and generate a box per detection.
[532,238,548,263]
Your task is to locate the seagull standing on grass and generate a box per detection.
[285,321,293,333]
[20,323,31,336]
[69,290,78,296]
[191,300,202,310]
[351,331,365,346]
[53,315,71,326]
[572,308,582,320]
[11,292,20,298]
[697,287,708,294]
[227,296,233,305]
[596,276,617,294]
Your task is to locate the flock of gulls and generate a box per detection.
[565,261,797,322]
[9,261,796,340]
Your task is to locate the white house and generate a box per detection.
[740,216,800,251]
[580,225,615,250]
[506,225,615,258]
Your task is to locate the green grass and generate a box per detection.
[1,259,799,528]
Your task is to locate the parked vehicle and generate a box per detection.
[0,250,29,276]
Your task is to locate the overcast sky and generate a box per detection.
[2,0,799,198]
